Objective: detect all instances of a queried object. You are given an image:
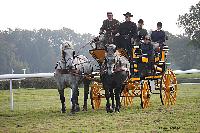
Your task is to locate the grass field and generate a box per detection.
[176,73,200,79]
[0,84,200,133]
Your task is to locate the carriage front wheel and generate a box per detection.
[160,69,178,106]
[90,82,104,110]
[141,80,150,108]
[121,81,140,107]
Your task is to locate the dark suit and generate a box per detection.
[116,21,137,77]
[100,19,120,44]
[117,21,137,58]
[139,42,154,77]
[137,27,148,41]
[151,30,166,44]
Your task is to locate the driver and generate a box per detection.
[116,12,137,77]
[99,12,120,44]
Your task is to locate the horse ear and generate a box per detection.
[60,44,63,51]
[73,51,75,59]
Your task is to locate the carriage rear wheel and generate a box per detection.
[90,82,104,110]
[160,69,178,106]
[141,80,150,108]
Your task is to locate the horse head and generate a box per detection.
[60,41,74,59]
[104,44,130,75]
[104,44,117,75]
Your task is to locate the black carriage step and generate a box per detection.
[120,95,141,97]
[151,92,160,94]
[120,96,135,97]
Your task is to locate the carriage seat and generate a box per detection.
[89,49,106,64]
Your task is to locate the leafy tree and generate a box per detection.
[177,1,200,47]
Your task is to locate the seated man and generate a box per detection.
[138,35,154,77]
[100,12,120,44]
[151,22,166,48]
[140,36,154,57]
[136,19,148,44]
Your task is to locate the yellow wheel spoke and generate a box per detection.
[161,69,178,107]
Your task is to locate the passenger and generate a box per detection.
[140,35,154,59]
[151,22,166,47]
[137,19,148,44]
[100,12,120,44]
[139,35,154,77]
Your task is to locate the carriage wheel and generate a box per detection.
[121,81,140,107]
[121,85,133,107]
[160,69,178,106]
[90,82,103,110]
[141,80,150,108]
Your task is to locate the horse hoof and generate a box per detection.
[109,109,114,113]
[106,108,113,113]
[82,105,87,111]
[75,105,80,112]
[115,110,120,113]
[61,110,66,113]
[61,109,66,113]
[70,110,75,115]
[115,108,120,113]
[112,105,115,110]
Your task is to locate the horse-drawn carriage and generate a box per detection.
[89,34,178,110]
[54,33,178,113]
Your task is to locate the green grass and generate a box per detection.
[0,85,200,133]
[176,73,200,79]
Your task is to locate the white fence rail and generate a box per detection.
[0,69,199,111]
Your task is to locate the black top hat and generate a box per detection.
[123,12,133,17]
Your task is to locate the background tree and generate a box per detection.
[177,1,200,47]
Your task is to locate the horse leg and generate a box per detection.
[70,85,79,114]
[105,86,113,113]
[83,79,90,111]
[114,87,121,113]
[58,88,66,113]
[110,88,115,110]
[74,87,80,112]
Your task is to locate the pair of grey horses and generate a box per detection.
[54,40,130,114]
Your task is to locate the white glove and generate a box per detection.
[131,38,135,44]
[115,33,120,36]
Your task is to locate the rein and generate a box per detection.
[76,41,93,55]
[56,68,101,83]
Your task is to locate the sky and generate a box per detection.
[0,0,199,35]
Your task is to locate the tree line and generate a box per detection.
[0,28,93,74]
[0,27,199,75]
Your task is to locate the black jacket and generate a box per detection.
[118,21,137,39]
[151,30,166,43]
[100,19,120,35]
[140,42,154,57]
[137,27,148,41]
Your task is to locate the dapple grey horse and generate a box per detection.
[54,41,93,113]
[101,44,130,113]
